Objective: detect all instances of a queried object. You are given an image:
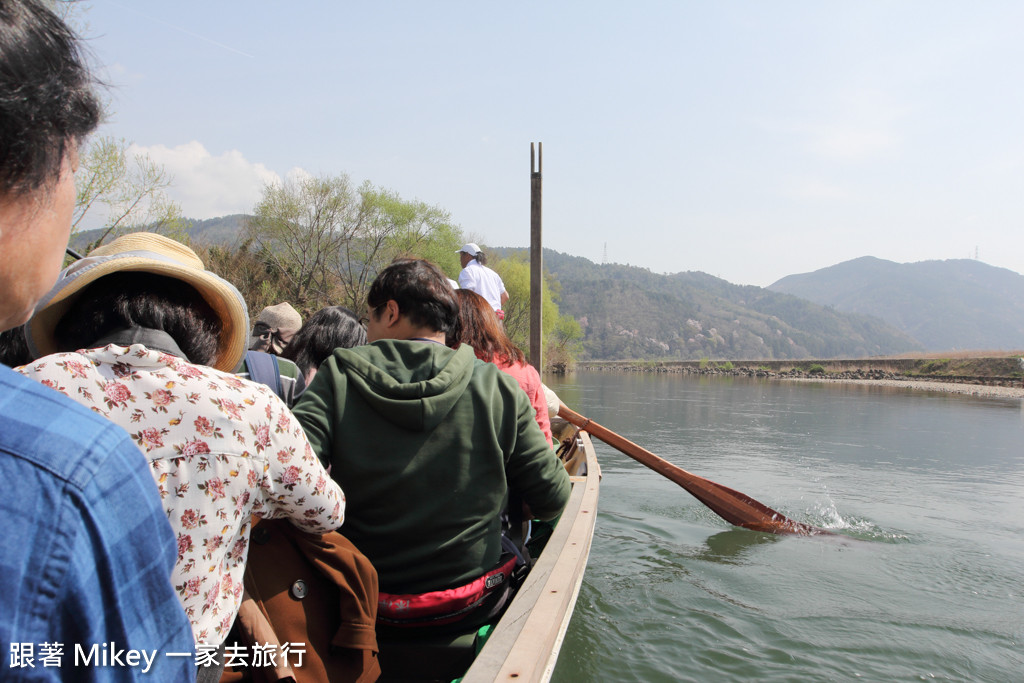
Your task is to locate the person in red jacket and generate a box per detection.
[447,288,553,446]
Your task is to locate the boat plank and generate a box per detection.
[462,432,600,682]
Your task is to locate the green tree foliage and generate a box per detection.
[548,313,584,370]
[73,136,184,251]
[243,173,464,318]
[333,184,461,313]
[171,184,586,368]
[246,174,357,311]
[491,253,583,369]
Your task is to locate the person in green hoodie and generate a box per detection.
[292,258,570,627]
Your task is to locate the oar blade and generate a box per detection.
[677,477,827,536]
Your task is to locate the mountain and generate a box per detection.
[175,214,250,245]
[69,214,250,252]
[768,256,1024,350]
[498,249,923,361]
[71,217,1011,358]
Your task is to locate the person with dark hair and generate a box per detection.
[448,289,554,446]
[19,232,345,680]
[51,271,223,364]
[292,258,569,631]
[0,0,99,332]
[0,324,31,367]
[0,2,196,677]
[280,305,366,384]
[457,242,509,319]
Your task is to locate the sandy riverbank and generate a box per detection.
[779,376,1024,399]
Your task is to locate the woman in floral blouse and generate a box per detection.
[18,233,346,664]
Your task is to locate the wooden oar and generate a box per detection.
[558,404,830,536]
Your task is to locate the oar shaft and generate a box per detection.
[557,405,827,536]
[558,405,694,480]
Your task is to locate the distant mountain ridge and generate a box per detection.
[497,249,923,361]
[768,256,1024,350]
[71,219,1022,358]
[69,214,250,252]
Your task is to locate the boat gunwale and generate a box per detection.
[462,431,600,682]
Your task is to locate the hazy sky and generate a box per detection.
[80,1,1024,287]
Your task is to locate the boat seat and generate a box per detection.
[377,625,490,683]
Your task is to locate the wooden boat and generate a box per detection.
[377,417,601,682]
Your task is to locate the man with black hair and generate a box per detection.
[293,258,570,628]
[0,1,195,677]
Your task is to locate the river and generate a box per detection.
[544,372,1024,682]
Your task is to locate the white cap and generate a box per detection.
[457,243,482,256]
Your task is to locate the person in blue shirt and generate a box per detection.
[0,1,196,679]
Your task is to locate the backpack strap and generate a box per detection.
[503,492,533,569]
[245,350,284,399]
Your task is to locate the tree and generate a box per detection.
[197,239,294,321]
[492,253,583,370]
[246,173,463,315]
[73,136,184,251]
[333,184,461,313]
[246,174,358,311]
[547,311,584,370]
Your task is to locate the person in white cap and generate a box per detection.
[457,242,509,320]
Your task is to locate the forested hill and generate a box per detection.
[71,220,939,360]
[69,214,249,252]
[497,249,922,361]
[768,256,1024,351]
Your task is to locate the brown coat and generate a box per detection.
[223,520,380,683]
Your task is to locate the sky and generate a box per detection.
[76,1,1024,287]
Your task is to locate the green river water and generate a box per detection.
[544,372,1023,683]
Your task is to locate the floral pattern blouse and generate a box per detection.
[19,344,346,646]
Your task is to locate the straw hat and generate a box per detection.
[26,232,250,372]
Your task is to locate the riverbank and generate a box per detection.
[779,375,1024,399]
[570,355,1024,399]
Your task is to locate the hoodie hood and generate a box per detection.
[336,339,475,432]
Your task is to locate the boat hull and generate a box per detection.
[461,431,600,682]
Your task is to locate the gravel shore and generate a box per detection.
[780,376,1024,399]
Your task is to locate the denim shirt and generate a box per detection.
[0,365,195,681]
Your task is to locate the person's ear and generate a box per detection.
[383,300,400,327]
